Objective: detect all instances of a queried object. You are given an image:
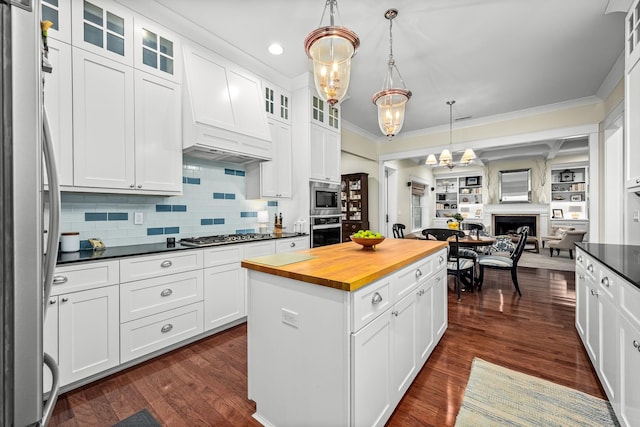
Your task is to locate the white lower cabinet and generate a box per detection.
[203,262,245,330]
[275,236,309,253]
[58,285,120,386]
[575,247,640,427]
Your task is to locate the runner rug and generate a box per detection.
[455,358,620,426]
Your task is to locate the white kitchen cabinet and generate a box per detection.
[263,80,290,124]
[275,236,309,253]
[43,38,73,187]
[41,0,71,43]
[311,94,340,132]
[432,270,448,342]
[72,47,135,190]
[120,250,203,283]
[71,0,133,66]
[246,118,292,199]
[203,246,246,331]
[133,70,182,193]
[133,16,181,83]
[310,123,341,183]
[575,261,588,341]
[416,276,435,365]
[627,1,640,189]
[58,284,120,386]
[390,293,418,405]
[619,312,640,426]
[352,309,393,427]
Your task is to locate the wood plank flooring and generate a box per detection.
[49,266,604,427]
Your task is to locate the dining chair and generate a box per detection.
[477,227,528,296]
[392,223,406,239]
[422,228,475,301]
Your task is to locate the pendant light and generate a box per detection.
[304,0,360,106]
[371,8,411,140]
[425,100,476,168]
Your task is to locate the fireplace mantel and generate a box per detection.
[483,204,550,237]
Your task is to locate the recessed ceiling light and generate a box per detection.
[268,43,284,55]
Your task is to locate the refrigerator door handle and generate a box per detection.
[41,352,59,426]
[42,106,60,308]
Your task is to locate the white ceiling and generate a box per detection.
[148,0,626,159]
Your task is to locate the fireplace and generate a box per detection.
[492,214,538,237]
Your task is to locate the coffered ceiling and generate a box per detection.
[137,0,627,160]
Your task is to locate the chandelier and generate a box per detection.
[304,0,360,106]
[371,8,411,140]
[425,100,476,169]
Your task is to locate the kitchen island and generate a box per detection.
[242,239,448,427]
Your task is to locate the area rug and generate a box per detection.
[518,250,575,272]
[112,409,161,427]
[455,358,619,427]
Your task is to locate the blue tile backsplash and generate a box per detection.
[60,157,278,247]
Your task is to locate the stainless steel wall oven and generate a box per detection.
[310,216,342,248]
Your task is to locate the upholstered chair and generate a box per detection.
[547,230,587,259]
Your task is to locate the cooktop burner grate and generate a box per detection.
[179,233,272,247]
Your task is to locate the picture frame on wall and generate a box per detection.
[552,208,564,219]
[570,194,582,201]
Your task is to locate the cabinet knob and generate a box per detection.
[438,255,445,265]
[590,288,599,297]
[578,274,585,280]
[137,184,142,189]
[160,260,173,268]
[161,324,173,333]
[160,288,173,297]
[49,299,57,305]
[371,292,383,305]
[392,310,399,317]
[130,184,135,188]
[415,269,422,278]
[290,242,296,247]
[633,340,639,349]
[601,277,610,288]
[636,178,640,184]
[52,275,68,285]
[577,255,583,262]
[61,297,69,303]
[587,264,594,273]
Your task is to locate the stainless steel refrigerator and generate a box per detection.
[2,1,61,425]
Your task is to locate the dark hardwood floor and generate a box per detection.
[49,266,604,427]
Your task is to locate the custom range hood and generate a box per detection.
[182,43,272,164]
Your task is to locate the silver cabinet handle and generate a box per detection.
[587,264,594,273]
[633,340,639,349]
[371,292,383,305]
[137,184,142,189]
[415,268,422,278]
[578,274,585,280]
[392,310,399,317]
[61,297,69,302]
[601,277,610,288]
[290,242,296,247]
[49,299,57,305]
[52,275,68,285]
[161,324,173,333]
[129,184,135,188]
[636,178,640,184]
[577,255,583,262]
[160,288,173,297]
[417,289,425,296]
[160,260,173,268]
[590,289,599,297]
[438,255,444,264]
[436,276,441,282]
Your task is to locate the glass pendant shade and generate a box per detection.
[425,154,437,165]
[304,2,359,106]
[460,148,477,164]
[373,88,411,138]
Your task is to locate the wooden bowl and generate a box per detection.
[350,235,385,250]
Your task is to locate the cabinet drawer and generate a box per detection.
[575,249,588,270]
[203,245,244,268]
[120,250,203,283]
[620,278,640,328]
[120,302,203,363]
[394,258,433,301]
[242,241,275,259]
[120,270,204,322]
[598,264,618,301]
[52,260,119,295]
[352,277,393,333]
[275,237,309,253]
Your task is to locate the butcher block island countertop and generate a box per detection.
[241,238,447,291]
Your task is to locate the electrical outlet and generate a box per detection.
[134,212,144,225]
[281,308,299,328]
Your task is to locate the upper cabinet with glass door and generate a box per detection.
[71,0,134,65]
[311,95,340,132]
[42,0,72,43]
[263,81,291,125]
[133,17,181,84]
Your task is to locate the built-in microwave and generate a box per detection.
[310,181,341,216]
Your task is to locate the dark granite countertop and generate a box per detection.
[576,243,640,290]
[56,233,308,266]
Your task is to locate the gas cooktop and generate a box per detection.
[179,233,273,247]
